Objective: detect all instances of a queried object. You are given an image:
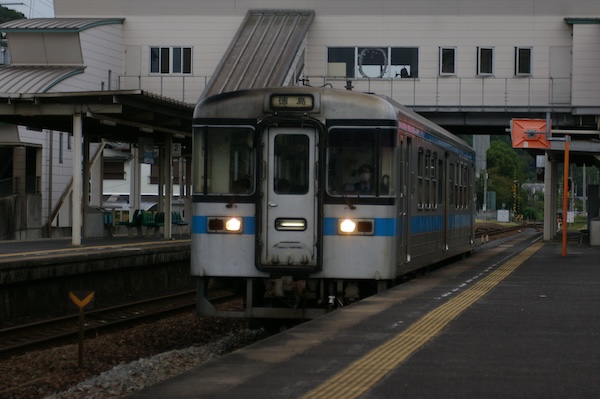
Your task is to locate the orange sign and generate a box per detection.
[511,119,550,149]
[69,291,95,309]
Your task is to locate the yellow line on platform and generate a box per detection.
[0,239,190,259]
[300,241,544,399]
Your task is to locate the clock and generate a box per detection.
[358,48,388,78]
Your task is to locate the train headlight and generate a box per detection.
[225,217,242,232]
[207,217,243,233]
[338,218,374,235]
[339,219,356,233]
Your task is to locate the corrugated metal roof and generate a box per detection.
[0,66,84,94]
[0,18,125,32]
[201,9,314,99]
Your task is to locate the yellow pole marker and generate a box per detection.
[69,291,95,368]
[301,241,544,399]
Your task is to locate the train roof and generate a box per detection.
[382,95,473,154]
[194,87,473,154]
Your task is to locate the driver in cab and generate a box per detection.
[355,164,373,194]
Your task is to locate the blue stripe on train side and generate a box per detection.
[193,214,469,236]
[192,216,256,234]
[448,214,472,229]
[323,218,397,236]
[409,214,444,235]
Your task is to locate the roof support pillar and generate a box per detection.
[131,144,141,217]
[82,132,90,235]
[543,153,558,241]
[72,113,82,246]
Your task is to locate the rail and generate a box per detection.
[0,290,234,357]
[475,224,529,244]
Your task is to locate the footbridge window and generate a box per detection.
[150,46,192,74]
[327,47,419,79]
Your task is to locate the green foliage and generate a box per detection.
[474,137,538,214]
[487,140,527,181]
[0,6,25,24]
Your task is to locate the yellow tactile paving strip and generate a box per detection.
[301,241,544,399]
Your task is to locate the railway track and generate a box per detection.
[0,290,232,357]
[0,226,525,357]
[475,224,530,242]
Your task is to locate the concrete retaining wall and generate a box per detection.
[0,242,193,326]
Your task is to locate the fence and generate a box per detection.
[118,74,572,110]
[0,177,18,197]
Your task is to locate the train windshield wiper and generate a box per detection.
[329,175,355,210]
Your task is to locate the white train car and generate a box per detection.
[192,87,475,320]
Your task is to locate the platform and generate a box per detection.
[128,230,600,398]
[0,235,192,326]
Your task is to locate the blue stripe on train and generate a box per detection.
[192,214,470,236]
[323,217,397,236]
[192,216,256,234]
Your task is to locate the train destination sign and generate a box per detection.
[270,94,314,111]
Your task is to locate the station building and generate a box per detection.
[0,0,598,241]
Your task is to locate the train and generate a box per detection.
[191,86,475,321]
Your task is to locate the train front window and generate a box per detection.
[193,127,255,195]
[274,134,309,194]
[326,127,396,197]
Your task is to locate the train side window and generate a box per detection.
[437,159,444,205]
[417,149,424,209]
[431,153,437,209]
[193,128,205,193]
[449,163,455,206]
[326,127,395,197]
[462,165,469,209]
[424,151,431,209]
[455,163,461,209]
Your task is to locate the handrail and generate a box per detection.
[118,74,572,110]
[0,177,18,198]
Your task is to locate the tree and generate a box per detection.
[0,6,25,24]
[485,140,528,212]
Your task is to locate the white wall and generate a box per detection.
[53,0,599,109]
[51,24,124,92]
[571,24,600,108]
[18,129,74,227]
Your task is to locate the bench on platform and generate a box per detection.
[117,209,144,237]
[171,211,189,235]
[141,211,164,237]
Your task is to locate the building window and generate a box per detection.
[477,47,494,76]
[439,47,456,75]
[150,159,181,184]
[515,47,532,76]
[150,46,192,74]
[59,132,63,164]
[390,47,418,78]
[327,47,419,79]
[103,160,125,180]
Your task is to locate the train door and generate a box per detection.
[443,153,449,250]
[397,137,407,268]
[404,137,412,263]
[260,127,318,268]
